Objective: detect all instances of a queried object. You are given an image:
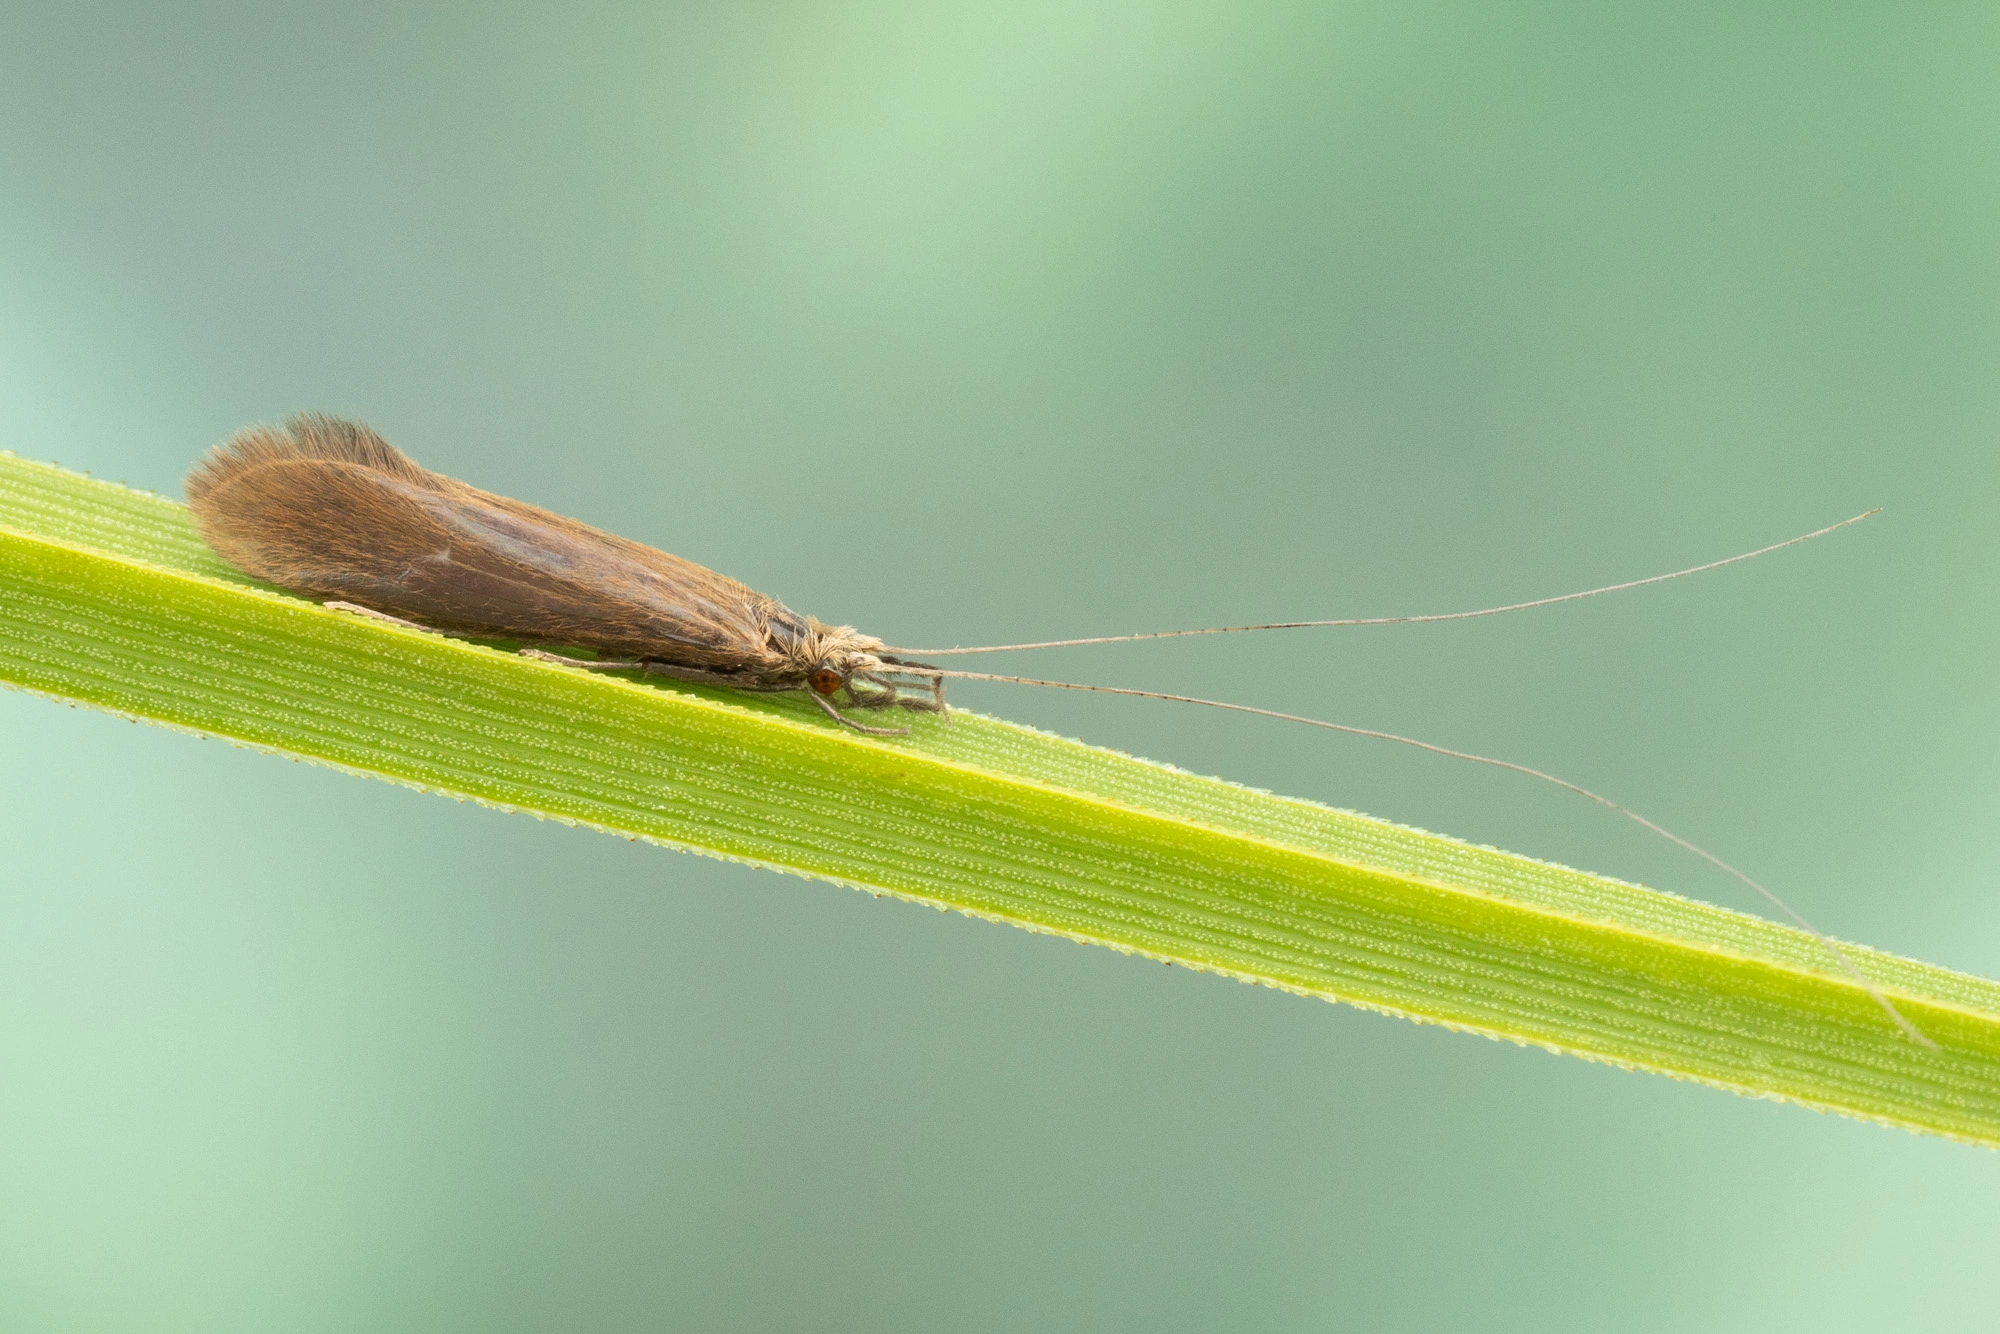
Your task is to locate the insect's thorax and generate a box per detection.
[762,605,889,680]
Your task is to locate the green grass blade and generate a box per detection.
[3,450,1997,1144]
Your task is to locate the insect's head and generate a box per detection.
[794,623,947,723]
[805,643,899,697]
[802,637,882,697]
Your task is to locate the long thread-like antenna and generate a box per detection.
[936,666,1933,1048]
[893,511,1878,657]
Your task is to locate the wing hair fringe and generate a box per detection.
[186,413,433,506]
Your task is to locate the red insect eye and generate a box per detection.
[809,668,842,696]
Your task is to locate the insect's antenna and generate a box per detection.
[893,510,1879,656]
[936,666,1935,1049]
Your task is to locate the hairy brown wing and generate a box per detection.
[185,415,799,671]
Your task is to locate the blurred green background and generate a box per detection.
[2,3,1996,1329]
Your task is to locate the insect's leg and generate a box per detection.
[842,680,901,710]
[865,656,950,722]
[324,601,479,638]
[847,681,928,713]
[636,662,792,690]
[811,689,912,736]
[519,647,647,672]
[899,669,948,717]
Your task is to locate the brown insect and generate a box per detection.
[185,413,948,734]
